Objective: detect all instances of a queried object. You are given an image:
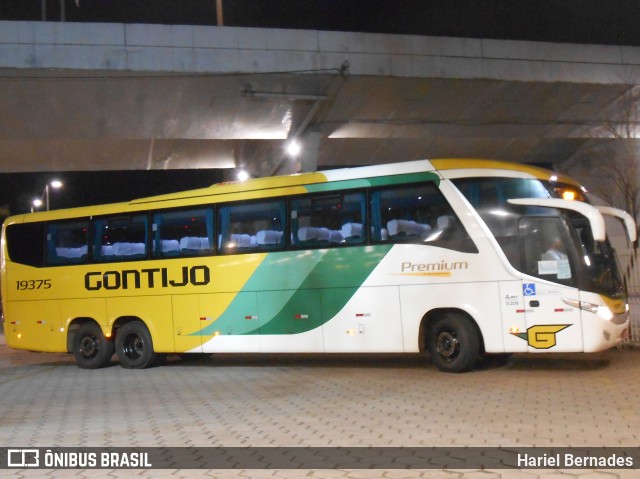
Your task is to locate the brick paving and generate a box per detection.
[1,330,639,478]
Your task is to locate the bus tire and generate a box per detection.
[115,321,157,369]
[427,313,480,373]
[73,322,115,369]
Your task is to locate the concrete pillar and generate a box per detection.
[297,130,321,173]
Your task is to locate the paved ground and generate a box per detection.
[1,329,639,479]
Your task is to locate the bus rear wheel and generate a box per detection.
[73,322,115,369]
[115,321,157,369]
[427,313,480,373]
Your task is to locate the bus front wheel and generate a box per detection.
[427,313,480,373]
[115,321,157,369]
[73,322,115,369]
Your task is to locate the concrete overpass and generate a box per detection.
[2,20,640,179]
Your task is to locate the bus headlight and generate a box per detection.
[595,305,614,321]
[563,299,614,321]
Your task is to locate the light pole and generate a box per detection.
[216,0,224,26]
[32,180,63,212]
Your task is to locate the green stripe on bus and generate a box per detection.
[194,249,325,336]
[304,172,439,193]
[248,245,393,335]
[195,245,393,337]
[366,171,440,187]
[304,179,371,193]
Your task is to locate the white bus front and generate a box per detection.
[452,176,634,354]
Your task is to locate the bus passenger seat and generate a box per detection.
[55,245,87,260]
[112,242,145,257]
[387,219,431,238]
[161,239,180,255]
[329,230,344,243]
[341,222,362,240]
[257,230,282,245]
[101,245,114,257]
[425,215,454,241]
[230,233,254,248]
[437,215,453,230]
[298,226,319,241]
[180,236,211,252]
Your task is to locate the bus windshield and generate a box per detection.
[565,213,626,298]
[452,177,626,298]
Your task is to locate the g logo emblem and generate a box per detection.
[513,324,571,349]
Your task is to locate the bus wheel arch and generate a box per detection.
[114,317,158,369]
[68,318,115,369]
[420,309,483,373]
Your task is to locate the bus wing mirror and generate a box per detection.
[507,198,606,242]
[597,206,637,243]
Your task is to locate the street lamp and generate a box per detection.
[285,139,302,157]
[32,180,63,212]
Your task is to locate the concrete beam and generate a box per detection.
[3,21,640,84]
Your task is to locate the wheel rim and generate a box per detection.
[122,333,144,360]
[436,330,459,360]
[79,335,99,359]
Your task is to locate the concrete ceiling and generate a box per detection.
[0,67,632,177]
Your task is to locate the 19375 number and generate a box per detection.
[16,279,52,290]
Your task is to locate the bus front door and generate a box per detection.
[518,217,583,352]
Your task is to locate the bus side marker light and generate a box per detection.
[509,326,520,334]
[346,329,355,336]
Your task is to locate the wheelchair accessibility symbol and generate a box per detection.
[523,283,536,296]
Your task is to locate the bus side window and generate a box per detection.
[152,208,214,258]
[93,214,148,262]
[371,183,477,253]
[218,200,285,254]
[5,222,46,267]
[45,220,89,265]
[291,192,365,248]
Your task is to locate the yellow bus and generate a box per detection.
[1,160,635,372]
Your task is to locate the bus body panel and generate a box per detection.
[522,278,583,353]
[579,290,629,352]
[5,299,64,352]
[398,282,503,353]
[499,280,528,353]
[171,294,203,353]
[106,295,174,352]
[322,285,403,352]
[199,292,262,352]
[258,289,324,352]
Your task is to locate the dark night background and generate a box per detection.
[0,170,224,216]
[1,0,639,215]
[2,0,640,46]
